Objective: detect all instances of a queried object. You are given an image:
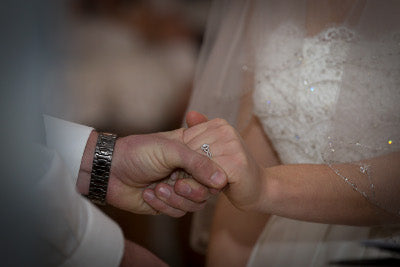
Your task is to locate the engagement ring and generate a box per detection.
[201,144,212,158]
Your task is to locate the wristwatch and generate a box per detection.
[87,132,117,205]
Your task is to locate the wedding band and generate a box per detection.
[201,144,212,158]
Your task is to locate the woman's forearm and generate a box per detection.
[260,153,400,225]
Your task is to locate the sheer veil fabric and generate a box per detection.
[186,0,400,264]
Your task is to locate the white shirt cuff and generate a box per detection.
[43,115,94,184]
[60,200,124,267]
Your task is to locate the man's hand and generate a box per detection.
[78,128,227,217]
[149,111,264,212]
[142,112,223,214]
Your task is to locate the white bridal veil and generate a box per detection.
[187,0,400,252]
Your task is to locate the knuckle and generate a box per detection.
[175,198,186,210]
[191,189,209,203]
[219,124,236,139]
[212,118,228,126]
[174,128,185,142]
[190,154,209,171]
[226,138,239,148]
[157,204,168,213]
[196,187,209,200]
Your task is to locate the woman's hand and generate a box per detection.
[181,112,265,211]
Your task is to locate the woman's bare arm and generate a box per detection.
[260,152,400,226]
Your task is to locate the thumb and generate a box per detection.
[186,111,208,128]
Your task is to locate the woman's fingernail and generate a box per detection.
[143,190,154,201]
[180,182,192,195]
[158,187,171,198]
[211,171,226,186]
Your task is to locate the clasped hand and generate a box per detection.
[85,111,262,217]
[142,111,264,216]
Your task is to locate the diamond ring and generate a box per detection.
[201,144,212,158]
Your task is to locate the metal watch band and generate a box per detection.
[88,132,117,205]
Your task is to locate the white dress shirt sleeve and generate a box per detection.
[42,115,124,267]
[43,115,94,185]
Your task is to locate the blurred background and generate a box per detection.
[41,0,211,266]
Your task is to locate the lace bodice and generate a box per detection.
[253,25,356,164]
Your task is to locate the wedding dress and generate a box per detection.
[187,0,400,265]
[249,23,398,267]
